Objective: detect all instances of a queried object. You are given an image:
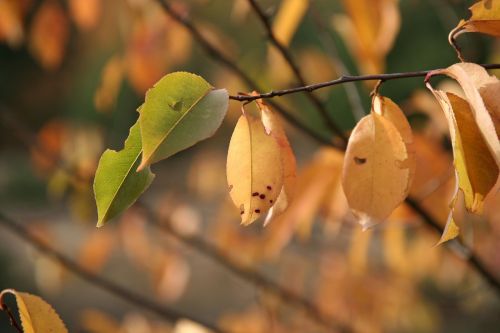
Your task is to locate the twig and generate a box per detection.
[229,63,500,102]
[155,0,336,148]
[246,0,347,144]
[0,301,23,333]
[138,202,351,333]
[0,211,229,333]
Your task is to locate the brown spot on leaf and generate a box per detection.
[254,209,261,213]
[267,185,272,190]
[354,156,367,165]
[252,192,259,196]
[259,194,266,199]
[228,184,233,192]
[270,200,273,203]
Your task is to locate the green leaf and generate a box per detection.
[137,72,229,170]
[94,122,155,227]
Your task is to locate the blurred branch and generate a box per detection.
[0,211,229,333]
[229,63,500,102]
[138,202,351,333]
[245,0,348,144]
[155,0,337,147]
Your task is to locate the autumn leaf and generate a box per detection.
[227,113,284,225]
[256,98,297,224]
[138,72,229,170]
[334,0,400,75]
[427,90,498,214]
[29,0,69,70]
[427,63,500,165]
[69,0,101,31]
[0,289,68,333]
[94,122,155,227]
[450,0,500,43]
[342,110,413,228]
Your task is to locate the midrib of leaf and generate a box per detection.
[142,88,212,165]
[99,149,143,226]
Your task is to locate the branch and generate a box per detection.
[246,0,347,144]
[229,63,500,102]
[0,211,229,333]
[138,202,351,333]
[155,0,337,148]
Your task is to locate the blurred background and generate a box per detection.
[1,0,500,332]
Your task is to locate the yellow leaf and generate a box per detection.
[227,113,284,225]
[256,98,297,224]
[451,0,500,39]
[428,90,498,213]
[335,0,400,74]
[373,94,416,186]
[0,289,68,333]
[342,112,412,227]
[272,0,309,46]
[94,55,124,113]
[437,218,460,245]
[428,63,500,165]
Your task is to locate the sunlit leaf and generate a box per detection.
[69,0,101,31]
[342,112,413,227]
[451,0,500,40]
[428,90,498,213]
[94,55,124,113]
[138,72,229,170]
[94,122,155,227]
[0,289,68,333]
[227,113,284,225]
[256,98,297,224]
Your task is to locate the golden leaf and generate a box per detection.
[0,289,68,333]
[342,111,412,227]
[451,0,500,40]
[227,113,284,225]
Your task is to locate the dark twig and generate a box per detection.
[246,0,347,144]
[229,63,500,102]
[138,202,351,333]
[155,0,336,147]
[0,211,229,333]
[0,300,23,333]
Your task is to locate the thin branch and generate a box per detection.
[246,0,348,144]
[229,63,500,102]
[0,211,229,333]
[155,0,337,148]
[138,202,351,333]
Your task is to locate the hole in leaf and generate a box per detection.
[354,156,367,165]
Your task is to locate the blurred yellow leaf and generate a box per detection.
[94,55,124,113]
[0,289,68,333]
[0,0,25,47]
[29,0,69,70]
[342,109,413,228]
[335,0,400,74]
[227,113,284,225]
[272,0,309,46]
[69,0,101,31]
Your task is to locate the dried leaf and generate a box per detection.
[429,90,498,213]
[342,112,413,227]
[451,0,500,40]
[138,72,229,170]
[227,113,284,225]
[427,63,500,165]
[0,289,68,333]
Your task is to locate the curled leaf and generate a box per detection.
[227,113,284,225]
[450,0,500,41]
[138,72,229,170]
[342,111,412,227]
[0,289,68,333]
